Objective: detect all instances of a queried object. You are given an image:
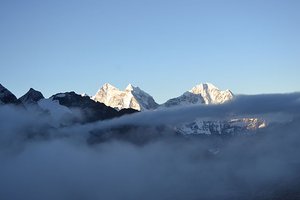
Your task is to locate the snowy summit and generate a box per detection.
[92,83,158,111]
[163,83,234,107]
[189,83,234,104]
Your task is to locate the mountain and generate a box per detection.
[0,84,20,105]
[92,83,159,111]
[0,82,267,135]
[160,83,266,135]
[19,88,44,104]
[175,118,266,135]
[50,91,138,123]
[163,83,234,108]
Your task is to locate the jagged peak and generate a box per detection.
[0,83,12,94]
[0,83,10,93]
[125,83,135,91]
[93,83,158,111]
[125,84,144,94]
[101,83,119,91]
[27,88,42,94]
[163,82,234,107]
[19,88,44,103]
[0,83,19,104]
[200,82,218,88]
[190,83,219,94]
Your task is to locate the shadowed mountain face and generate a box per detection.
[0,83,138,125]
[51,92,138,123]
[0,84,20,105]
[19,88,44,104]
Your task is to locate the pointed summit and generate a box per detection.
[98,83,119,92]
[92,83,158,111]
[125,83,135,91]
[189,83,233,104]
[0,84,19,105]
[19,88,44,104]
[163,83,234,107]
[101,83,119,91]
[190,83,218,94]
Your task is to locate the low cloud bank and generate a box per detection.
[0,93,300,200]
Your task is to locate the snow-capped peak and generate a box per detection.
[189,83,234,104]
[162,83,234,108]
[102,83,119,91]
[125,84,135,91]
[92,83,158,111]
[190,83,217,93]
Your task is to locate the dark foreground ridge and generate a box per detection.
[0,84,21,105]
[0,83,138,123]
[51,91,138,123]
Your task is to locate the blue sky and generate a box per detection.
[0,0,299,103]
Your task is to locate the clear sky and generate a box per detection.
[0,0,299,103]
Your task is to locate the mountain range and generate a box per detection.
[0,82,266,135]
[1,82,233,109]
[92,83,158,111]
[92,82,234,110]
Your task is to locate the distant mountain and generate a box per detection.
[92,83,158,111]
[159,83,266,135]
[0,84,20,105]
[175,118,266,136]
[19,88,44,104]
[162,83,234,108]
[0,82,267,135]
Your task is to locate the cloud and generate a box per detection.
[0,93,300,200]
[80,92,300,132]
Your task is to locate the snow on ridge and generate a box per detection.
[162,83,234,108]
[92,83,158,111]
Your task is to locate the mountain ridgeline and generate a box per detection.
[92,83,159,111]
[0,84,138,124]
[0,84,21,105]
[0,83,266,135]
[92,82,234,111]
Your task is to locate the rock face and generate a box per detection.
[51,91,138,123]
[163,83,234,108]
[19,88,44,104]
[0,84,20,105]
[92,83,158,111]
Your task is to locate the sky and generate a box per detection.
[0,0,299,103]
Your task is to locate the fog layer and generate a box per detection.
[0,93,300,200]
